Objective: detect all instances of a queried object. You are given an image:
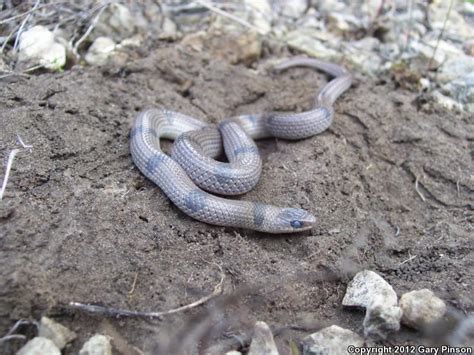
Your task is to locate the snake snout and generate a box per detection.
[277,208,316,233]
[290,211,316,231]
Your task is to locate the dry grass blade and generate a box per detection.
[72,1,111,58]
[428,0,454,70]
[0,149,20,201]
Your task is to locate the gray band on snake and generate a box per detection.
[130,58,352,233]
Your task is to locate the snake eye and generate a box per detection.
[290,220,304,229]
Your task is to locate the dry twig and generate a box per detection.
[0,319,34,345]
[414,176,426,202]
[71,1,110,58]
[69,263,225,319]
[399,253,417,265]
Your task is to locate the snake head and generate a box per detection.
[274,208,316,233]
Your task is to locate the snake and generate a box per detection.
[130,57,352,233]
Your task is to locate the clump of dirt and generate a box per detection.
[0,44,472,353]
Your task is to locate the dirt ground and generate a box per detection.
[0,42,473,354]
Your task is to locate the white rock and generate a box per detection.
[93,3,136,42]
[17,337,61,355]
[225,351,242,355]
[426,39,465,61]
[342,270,398,308]
[85,37,116,66]
[285,30,341,61]
[18,26,66,70]
[108,4,135,34]
[441,72,474,112]
[363,298,403,339]
[248,321,279,355]
[19,26,53,57]
[431,91,464,111]
[316,0,347,13]
[327,12,362,33]
[462,2,474,16]
[118,35,142,48]
[379,43,400,61]
[429,2,471,40]
[408,40,446,68]
[437,56,474,83]
[243,0,272,35]
[343,270,402,339]
[463,39,474,56]
[79,334,112,355]
[38,316,76,350]
[419,78,431,92]
[159,17,179,40]
[345,38,383,76]
[399,289,447,329]
[301,325,364,354]
[278,0,308,18]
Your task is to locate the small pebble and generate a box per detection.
[17,337,61,355]
[79,334,112,355]
[248,321,279,355]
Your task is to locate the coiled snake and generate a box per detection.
[130,58,352,233]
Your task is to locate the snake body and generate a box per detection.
[130,58,352,233]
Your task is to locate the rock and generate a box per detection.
[159,17,179,40]
[408,40,446,69]
[285,30,341,62]
[182,25,261,65]
[426,39,465,61]
[344,38,383,76]
[431,91,464,111]
[315,0,348,13]
[163,1,211,33]
[79,334,112,355]
[419,78,431,92]
[429,1,471,40]
[464,40,474,56]
[343,270,402,339]
[17,337,61,355]
[0,56,7,72]
[462,1,474,16]
[399,289,447,330]
[93,3,140,42]
[85,37,116,66]
[295,8,322,29]
[301,325,364,355]
[225,351,242,355]
[118,34,143,49]
[243,0,272,35]
[18,26,66,70]
[437,56,474,84]
[342,270,398,308]
[363,297,403,339]
[441,73,474,113]
[38,316,76,350]
[248,321,279,355]
[379,43,400,61]
[327,12,362,34]
[277,0,308,18]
